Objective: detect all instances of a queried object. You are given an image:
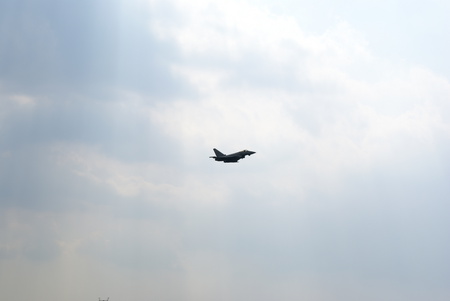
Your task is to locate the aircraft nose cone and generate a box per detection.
[249,151,255,155]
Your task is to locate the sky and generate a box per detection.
[1,0,450,300]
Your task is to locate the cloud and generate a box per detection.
[146,0,450,193]
[0,0,190,99]
[1,0,450,300]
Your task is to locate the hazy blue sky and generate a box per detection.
[1,0,450,300]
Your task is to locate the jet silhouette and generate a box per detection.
[210,148,256,163]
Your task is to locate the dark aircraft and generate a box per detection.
[210,148,256,163]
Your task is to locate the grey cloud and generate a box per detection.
[0,146,111,211]
[0,96,181,163]
[22,235,61,262]
[81,229,180,272]
[0,210,63,262]
[176,153,450,294]
[0,0,191,99]
[1,0,450,300]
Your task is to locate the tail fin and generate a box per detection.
[213,148,225,157]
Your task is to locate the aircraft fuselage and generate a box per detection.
[210,148,256,163]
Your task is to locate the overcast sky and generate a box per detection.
[1,0,450,300]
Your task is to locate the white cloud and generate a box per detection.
[146,0,450,192]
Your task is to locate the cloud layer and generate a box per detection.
[1,0,450,300]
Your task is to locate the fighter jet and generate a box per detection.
[209,148,256,163]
